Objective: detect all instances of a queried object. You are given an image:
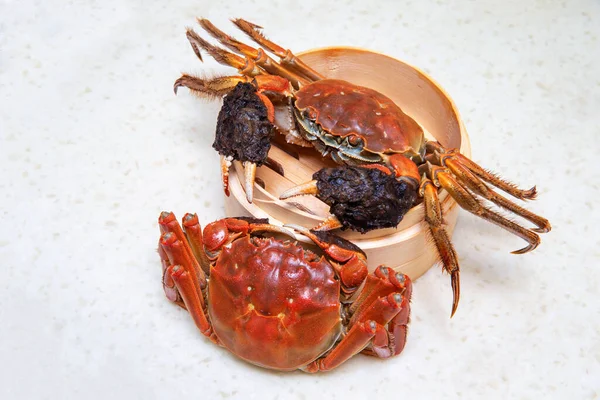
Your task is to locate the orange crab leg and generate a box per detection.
[181,213,211,275]
[285,225,368,295]
[158,243,184,307]
[348,265,412,325]
[304,320,379,373]
[168,264,214,339]
[360,292,411,358]
[231,18,325,82]
[197,18,309,88]
[430,166,541,254]
[307,283,411,371]
[185,28,262,77]
[159,212,206,289]
[440,154,551,233]
[427,142,537,200]
[159,213,219,342]
[173,74,252,98]
[420,178,461,317]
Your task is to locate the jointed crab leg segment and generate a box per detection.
[427,142,537,200]
[430,166,541,254]
[441,155,551,233]
[159,212,206,289]
[174,75,251,97]
[305,320,379,372]
[168,264,214,338]
[286,225,368,295]
[197,19,310,88]
[232,18,325,82]
[181,213,211,275]
[420,178,461,317]
[185,28,262,76]
[360,293,411,358]
[348,265,412,324]
[307,286,410,371]
[159,212,218,342]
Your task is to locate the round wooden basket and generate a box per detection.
[224,47,471,280]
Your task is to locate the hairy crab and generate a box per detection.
[174,19,551,315]
[158,212,411,372]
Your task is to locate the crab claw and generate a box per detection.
[285,224,368,293]
[243,161,257,203]
[279,180,319,200]
[220,155,233,197]
[313,215,343,231]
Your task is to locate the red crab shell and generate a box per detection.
[294,79,425,158]
[207,234,342,370]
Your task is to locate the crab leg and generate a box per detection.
[181,213,211,276]
[167,264,213,338]
[348,265,412,324]
[304,320,380,372]
[285,225,368,296]
[185,28,262,77]
[159,212,206,289]
[441,154,551,233]
[420,178,461,317]
[196,19,309,88]
[174,74,252,98]
[427,142,537,200]
[306,286,411,371]
[158,243,184,308]
[159,215,215,341]
[232,18,325,82]
[429,166,541,254]
[359,292,411,358]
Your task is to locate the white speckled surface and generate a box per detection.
[1,0,599,398]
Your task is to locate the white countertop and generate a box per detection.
[1,0,599,398]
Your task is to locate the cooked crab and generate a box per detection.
[158,212,412,372]
[173,18,551,316]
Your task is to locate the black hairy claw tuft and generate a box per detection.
[313,166,417,233]
[213,82,274,165]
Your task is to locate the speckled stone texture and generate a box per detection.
[1,0,599,399]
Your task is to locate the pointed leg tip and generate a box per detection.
[450,270,460,318]
[523,186,538,200]
[450,305,458,318]
[511,242,539,254]
[173,82,181,95]
[532,223,551,234]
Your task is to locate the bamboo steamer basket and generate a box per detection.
[224,47,471,280]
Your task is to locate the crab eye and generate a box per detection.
[347,134,362,147]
